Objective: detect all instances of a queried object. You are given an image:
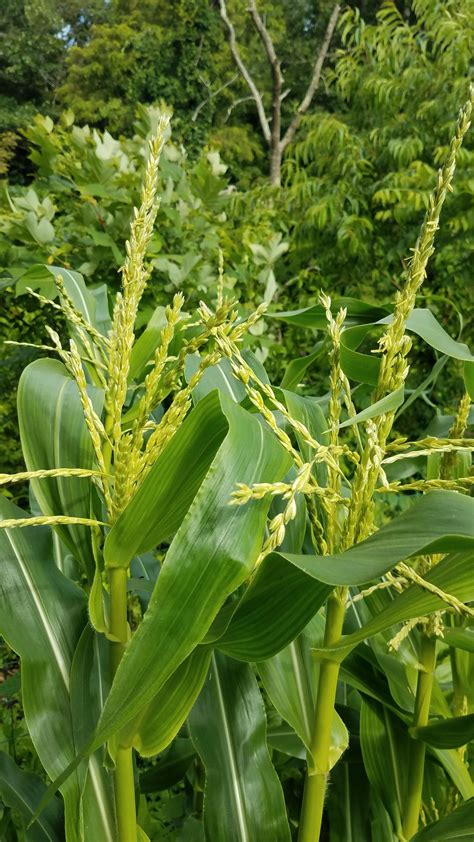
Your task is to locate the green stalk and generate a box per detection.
[402,634,437,841]
[298,591,346,842]
[109,566,137,842]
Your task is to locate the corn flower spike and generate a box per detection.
[0,468,105,485]
[320,292,347,551]
[343,88,473,548]
[440,392,472,479]
[131,293,184,441]
[383,443,474,464]
[376,477,474,493]
[395,562,474,620]
[376,89,473,398]
[140,350,222,476]
[0,516,107,529]
[387,435,474,452]
[66,339,113,513]
[255,462,314,565]
[54,275,110,355]
[105,117,169,448]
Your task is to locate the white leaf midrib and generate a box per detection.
[5,529,70,689]
[213,655,250,842]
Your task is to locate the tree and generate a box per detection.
[58,0,224,147]
[280,0,474,306]
[0,0,107,132]
[218,0,340,184]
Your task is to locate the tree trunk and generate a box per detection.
[270,141,282,186]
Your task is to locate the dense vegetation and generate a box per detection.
[0,2,473,841]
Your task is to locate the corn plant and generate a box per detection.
[1,89,474,842]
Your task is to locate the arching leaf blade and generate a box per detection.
[188,653,291,842]
[104,390,229,567]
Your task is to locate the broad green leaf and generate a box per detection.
[282,389,329,485]
[104,390,229,567]
[340,308,474,385]
[464,362,474,400]
[88,283,111,335]
[381,309,474,363]
[258,635,315,755]
[0,752,63,842]
[185,354,247,404]
[18,359,103,580]
[139,739,196,794]
[69,628,117,841]
[339,321,381,384]
[0,498,86,839]
[332,386,404,431]
[395,355,448,420]
[368,791,398,842]
[266,723,306,759]
[185,350,270,405]
[324,550,474,659]
[326,760,372,842]
[412,797,474,841]
[283,491,474,587]
[215,551,331,661]
[360,698,410,838]
[128,306,167,383]
[269,299,389,328]
[280,345,324,391]
[411,714,474,749]
[443,628,474,653]
[123,648,212,757]
[188,653,291,842]
[258,616,348,771]
[340,648,408,717]
[433,747,474,800]
[16,264,98,328]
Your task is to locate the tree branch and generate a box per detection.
[191,73,239,122]
[281,3,341,151]
[247,0,283,184]
[218,0,271,144]
[247,0,280,72]
[224,95,255,122]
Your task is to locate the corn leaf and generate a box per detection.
[269,299,389,328]
[215,551,331,661]
[188,653,291,842]
[69,627,117,840]
[104,390,229,567]
[326,760,372,842]
[442,628,474,653]
[0,498,86,839]
[328,550,474,659]
[18,358,103,580]
[332,385,404,431]
[411,798,474,841]
[433,748,474,800]
[258,616,348,771]
[282,491,474,587]
[123,648,212,757]
[411,714,474,749]
[16,264,99,327]
[0,752,64,842]
[360,698,410,839]
[280,344,325,390]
